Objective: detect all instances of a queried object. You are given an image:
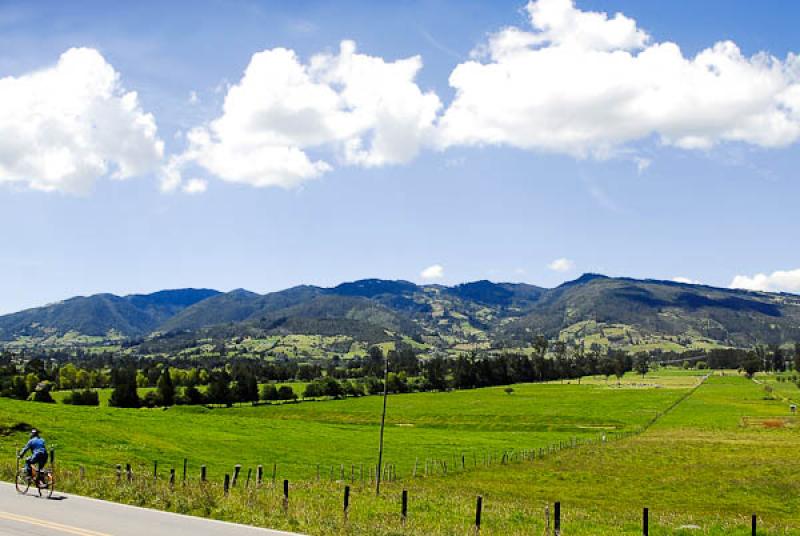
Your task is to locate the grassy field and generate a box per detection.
[1,370,797,534]
[0,373,692,480]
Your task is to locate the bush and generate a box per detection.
[303,382,322,398]
[184,385,205,405]
[277,385,297,401]
[31,383,55,404]
[343,381,364,397]
[141,391,160,408]
[63,389,99,406]
[260,384,279,401]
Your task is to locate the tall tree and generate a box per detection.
[794,343,800,372]
[157,367,175,407]
[634,354,650,378]
[109,367,140,408]
[206,370,232,406]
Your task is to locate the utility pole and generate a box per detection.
[376,349,389,495]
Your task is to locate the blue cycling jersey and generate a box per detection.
[22,437,46,456]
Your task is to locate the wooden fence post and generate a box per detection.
[116,464,122,483]
[126,463,132,482]
[200,465,207,483]
[282,479,289,512]
[257,465,263,486]
[223,474,230,495]
[343,485,350,522]
[245,468,252,488]
[643,507,648,536]
[169,468,175,488]
[232,464,241,486]
[554,502,561,536]
[545,505,550,536]
[752,514,757,536]
[153,460,158,479]
[474,496,482,534]
[402,489,408,527]
[182,458,187,483]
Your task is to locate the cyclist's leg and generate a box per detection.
[34,453,47,481]
[24,455,34,477]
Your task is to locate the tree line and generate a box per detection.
[1,341,799,407]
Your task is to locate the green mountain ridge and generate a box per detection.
[2,276,799,351]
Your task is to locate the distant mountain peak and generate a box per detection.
[560,273,609,287]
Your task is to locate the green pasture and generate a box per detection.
[0,377,687,481]
[1,371,797,534]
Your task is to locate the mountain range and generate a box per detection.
[2,275,799,352]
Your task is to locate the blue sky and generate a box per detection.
[1,0,800,314]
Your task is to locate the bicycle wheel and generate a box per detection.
[15,471,30,495]
[36,472,54,498]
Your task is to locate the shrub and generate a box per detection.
[31,382,55,403]
[260,384,279,401]
[277,385,297,401]
[184,385,205,405]
[63,389,99,406]
[141,391,160,408]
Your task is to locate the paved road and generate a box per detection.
[0,482,303,536]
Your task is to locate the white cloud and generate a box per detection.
[182,178,207,194]
[165,41,441,191]
[437,0,800,157]
[730,268,800,293]
[548,257,575,272]
[0,48,163,194]
[188,91,199,104]
[420,264,444,280]
[672,277,700,284]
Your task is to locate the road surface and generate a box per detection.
[0,482,303,536]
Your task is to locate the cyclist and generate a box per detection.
[18,429,48,481]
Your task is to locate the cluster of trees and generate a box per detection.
[0,356,57,402]
[697,345,800,378]
[108,363,266,408]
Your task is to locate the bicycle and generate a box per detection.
[15,455,54,498]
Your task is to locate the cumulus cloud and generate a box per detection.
[672,276,700,284]
[730,268,800,293]
[420,264,444,280]
[437,0,800,157]
[0,48,163,194]
[165,41,441,191]
[548,257,575,272]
